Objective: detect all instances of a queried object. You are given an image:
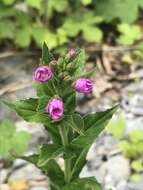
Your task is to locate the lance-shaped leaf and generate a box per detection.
[71,105,118,148]
[65,114,84,135]
[46,159,65,189]
[64,91,76,113]
[71,146,90,180]
[41,42,54,66]
[19,154,39,165]
[63,177,102,190]
[38,144,63,167]
[35,78,57,97]
[37,95,50,112]
[4,98,51,125]
[73,49,86,77]
[20,154,65,188]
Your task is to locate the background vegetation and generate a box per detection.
[1,0,143,49]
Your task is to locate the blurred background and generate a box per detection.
[1,0,143,190]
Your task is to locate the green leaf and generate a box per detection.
[26,0,42,9]
[45,159,65,189]
[15,26,31,47]
[37,95,50,112]
[38,144,63,167]
[12,132,31,156]
[61,18,80,38]
[42,42,54,66]
[47,0,68,17]
[35,78,57,97]
[81,69,95,78]
[73,49,86,77]
[0,20,15,39]
[20,154,39,165]
[0,120,30,158]
[80,0,92,5]
[63,177,102,190]
[1,0,15,5]
[71,146,89,180]
[117,24,142,45]
[64,92,76,113]
[32,26,57,49]
[66,114,84,135]
[129,129,143,143]
[4,98,51,125]
[0,6,16,18]
[130,173,142,183]
[83,26,103,43]
[95,0,140,23]
[131,160,143,172]
[20,155,65,188]
[107,114,127,139]
[72,106,118,148]
[57,28,68,45]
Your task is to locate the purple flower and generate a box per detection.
[34,66,52,82]
[67,49,76,58]
[74,78,93,93]
[46,98,64,120]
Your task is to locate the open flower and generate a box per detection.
[46,98,64,120]
[66,49,76,58]
[34,66,52,82]
[74,78,93,93]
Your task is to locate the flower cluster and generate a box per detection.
[34,49,93,121]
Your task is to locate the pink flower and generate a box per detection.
[67,49,76,58]
[46,98,64,120]
[34,66,52,82]
[74,78,93,93]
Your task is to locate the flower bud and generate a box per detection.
[46,98,64,120]
[74,78,93,93]
[66,49,76,58]
[34,66,52,82]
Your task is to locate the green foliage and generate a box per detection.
[95,0,143,23]
[61,12,103,44]
[119,129,143,158]
[117,24,142,45]
[26,0,42,9]
[107,114,143,183]
[1,0,143,48]
[130,173,142,183]
[62,177,102,190]
[131,160,143,172]
[107,114,127,139]
[0,120,30,158]
[4,44,117,190]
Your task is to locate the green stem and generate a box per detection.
[59,125,71,183]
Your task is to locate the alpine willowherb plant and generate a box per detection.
[4,43,117,190]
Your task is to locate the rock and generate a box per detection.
[80,166,92,178]
[9,163,45,181]
[128,181,143,190]
[15,121,49,151]
[116,180,128,190]
[105,174,116,187]
[105,155,130,184]
[93,163,107,184]
[0,169,10,184]
[30,187,49,190]
[94,155,130,186]
[86,144,96,161]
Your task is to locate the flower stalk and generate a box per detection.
[59,125,71,183]
[4,43,117,190]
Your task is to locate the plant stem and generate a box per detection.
[59,125,71,183]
